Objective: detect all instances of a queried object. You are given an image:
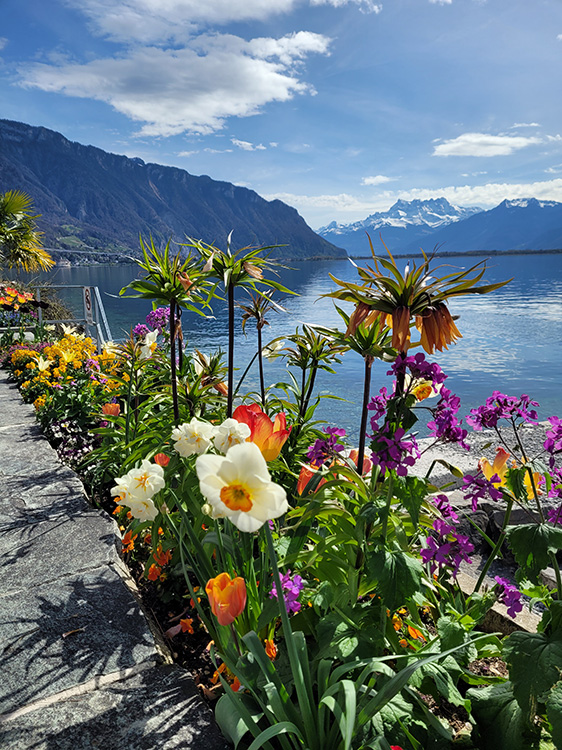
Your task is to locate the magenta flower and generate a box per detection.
[467,392,539,431]
[421,498,474,577]
[427,387,469,449]
[269,570,304,614]
[306,426,346,467]
[462,471,504,511]
[494,576,523,618]
[370,426,420,477]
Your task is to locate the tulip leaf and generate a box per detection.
[214,692,264,748]
[505,524,562,583]
[467,682,541,750]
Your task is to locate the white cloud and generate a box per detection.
[203,147,233,153]
[361,174,393,186]
[231,138,266,151]
[311,0,382,12]
[266,178,562,225]
[178,150,198,156]
[269,142,278,147]
[0,37,8,51]
[557,34,562,41]
[19,31,331,136]
[433,132,542,157]
[510,122,540,128]
[64,0,377,44]
[429,0,452,5]
[65,0,298,43]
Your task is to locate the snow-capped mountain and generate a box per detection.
[318,198,481,255]
[404,197,562,254]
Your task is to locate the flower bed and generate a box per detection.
[2,242,562,750]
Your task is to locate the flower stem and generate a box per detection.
[169,299,179,423]
[357,355,373,475]
[227,284,234,418]
[257,325,265,407]
[474,497,514,593]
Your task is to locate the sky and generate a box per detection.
[2,0,562,229]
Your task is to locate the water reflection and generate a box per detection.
[18,253,562,438]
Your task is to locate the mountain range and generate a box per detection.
[0,119,343,261]
[318,196,562,255]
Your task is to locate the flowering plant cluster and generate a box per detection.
[4,245,562,750]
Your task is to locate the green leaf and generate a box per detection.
[468,682,541,750]
[546,681,562,749]
[214,692,264,748]
[367,548,424,611]
[395,475,429,527]
[506,524,562,583]
[503,623,562,720]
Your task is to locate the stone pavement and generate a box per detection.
[0,371,230,749]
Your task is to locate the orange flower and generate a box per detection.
[102,402,120,416]
[180,618,194,634]
[232,403,291,461]
[153,545,172,567]
[348,449,373,475]
[121,529,138,552]
[205,572,247,626]
[296,464,327,496]
[391,306,412,351]
[407,625,426,641]
[211,662,227,684]
[148,564,162,581]
[265,639,277,660]
[231,677,242,692]
[178,272,193,292]
[153,453,170,467]
[415,303,461,354]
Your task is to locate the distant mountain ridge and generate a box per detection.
[319,198,481,255]
[0,119,343,261]
[318,196,562,255]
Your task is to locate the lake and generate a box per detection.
[18,253,562,441]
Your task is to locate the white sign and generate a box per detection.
[83,286,94,325]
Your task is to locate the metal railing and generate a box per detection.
[31,285,114,352]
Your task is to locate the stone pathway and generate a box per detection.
[0,372,229,749]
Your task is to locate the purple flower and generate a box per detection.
[421,529,474,577]
[494,576,523,618]
[467,392,539,431]
[462,472,504,511]
[370,426,420,477]
[146,306,171,334]
[389,353,448,388]
[367,388,390,432]
[269,570,304,614]
[307,426,346,467]
[547,504,562,526]
[433,494,459,522]
[133,323,150,338]
[427,387,469,450]
[544,417,562,466]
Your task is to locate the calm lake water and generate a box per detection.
[19,253,562,441]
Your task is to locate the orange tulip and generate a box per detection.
[232,404,291,461]
[153,452,170,467]
[206,572,247,626]
[102,402,120,416]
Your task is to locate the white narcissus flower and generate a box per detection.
[140,330,158,359]
[196,442,288,533]
[110,459,165,521]
[213,418,251,454]
[172,418,215,457]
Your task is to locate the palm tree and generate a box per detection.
[0,190,54,272]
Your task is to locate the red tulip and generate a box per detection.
[232,403,291,461]
[102,402,120,416]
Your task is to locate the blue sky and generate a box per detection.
[2,0,562,228]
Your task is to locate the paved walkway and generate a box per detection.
[0,372,229,749]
